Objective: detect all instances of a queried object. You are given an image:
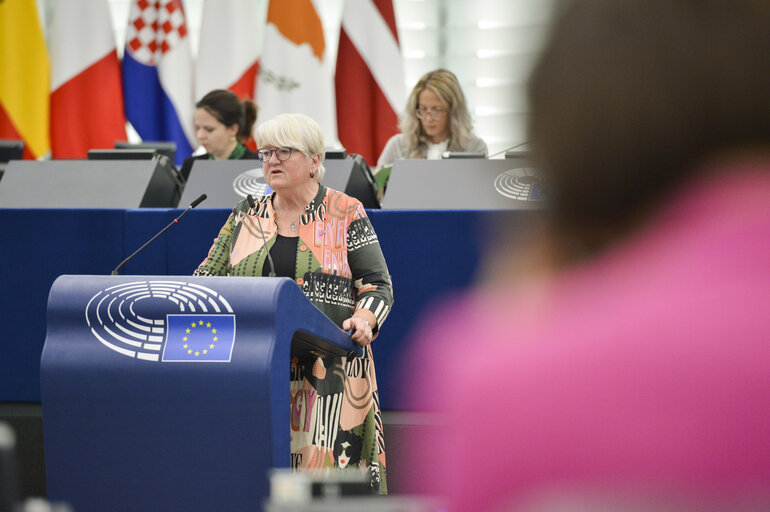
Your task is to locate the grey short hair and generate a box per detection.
[256,113,326,181]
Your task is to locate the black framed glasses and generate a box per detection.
[257,147,296,162]
[415,107,448,120]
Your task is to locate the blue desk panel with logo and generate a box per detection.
[42,274,359,511]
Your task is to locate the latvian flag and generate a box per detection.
[335,0,405,166]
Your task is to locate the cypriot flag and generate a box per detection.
[255,0,338,145]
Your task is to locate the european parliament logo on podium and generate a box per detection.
[85,280,237,363]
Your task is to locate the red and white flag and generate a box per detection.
[50,0,126,158]
[256,0,337,144]
[335,0,405,166]
[196,0,260,102]
[122,0,195,166]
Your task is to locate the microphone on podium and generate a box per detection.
[247,194,276,277]
[111,194,207,275]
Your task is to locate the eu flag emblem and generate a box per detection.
[161,315,236,363]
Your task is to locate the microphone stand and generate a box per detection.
[111,194,207,275]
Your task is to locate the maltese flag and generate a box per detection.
[256,0,338,145]
[196,0,260,102]
[122,0,195,166]
[336,0,404,166]
[196,0,260,149]
[50,0,126,159]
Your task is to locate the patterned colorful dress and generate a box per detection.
[193,184,394,492]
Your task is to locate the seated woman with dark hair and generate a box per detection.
[179,89,258,181]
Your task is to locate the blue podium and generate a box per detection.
[40,275,361,512]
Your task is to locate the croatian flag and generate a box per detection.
[122,0,195,167]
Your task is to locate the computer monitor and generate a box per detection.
[442,151,487,159]
[179,159,373,208]
[382,159,546,210]
[0,140,24,163]
[0,159,182,208]
[325,147,347,159]
[343,154,380,209]
[505,150,530,160]
[88,148,159,160]
[86,150,184,203]
[115,141,177,162]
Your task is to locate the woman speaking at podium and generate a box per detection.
[178,89,259,181]
[193,113,394,493]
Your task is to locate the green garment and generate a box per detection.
[193,184,394,492]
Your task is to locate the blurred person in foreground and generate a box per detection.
[193,113,394,492]
[374,69,487,196]
[403,1,770,510]
[179,89,258,181]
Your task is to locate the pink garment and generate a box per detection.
[406,166,770,511]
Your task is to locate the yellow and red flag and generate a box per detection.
[0,0,50,159]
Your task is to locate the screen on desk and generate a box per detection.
[88,148,158,160]
[382,157,546,210]
[115,141,177,163]
[180,159,379,209]
[0,139,24,162]
[0,159,181,208]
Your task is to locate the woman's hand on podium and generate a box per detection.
[343,312,376,347]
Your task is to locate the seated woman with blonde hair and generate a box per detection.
[377,68,487,168]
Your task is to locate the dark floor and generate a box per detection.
[0,405,432,501]
[0,403,46,500]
